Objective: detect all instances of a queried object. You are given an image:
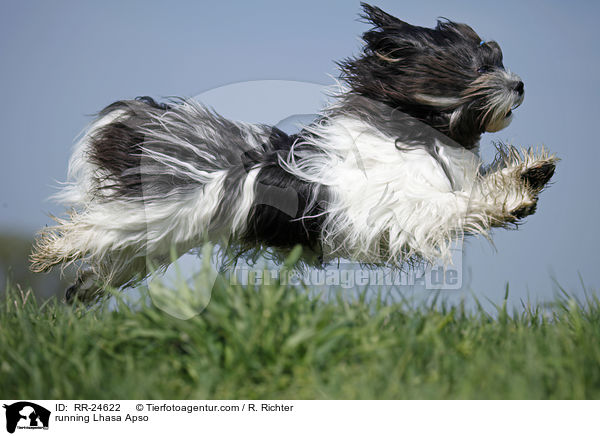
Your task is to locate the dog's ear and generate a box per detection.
[436,19,482,44]
[360,3,409,30]
[360,4,417,56]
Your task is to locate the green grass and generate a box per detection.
[1,270,600,399]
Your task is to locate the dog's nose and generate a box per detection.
[514,81,524,95]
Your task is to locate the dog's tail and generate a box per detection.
[51,97,172,206]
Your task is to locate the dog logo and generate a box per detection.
[2,402,50,434]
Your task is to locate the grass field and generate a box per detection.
[1,266,599,399]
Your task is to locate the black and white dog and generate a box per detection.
[31,4,556,302]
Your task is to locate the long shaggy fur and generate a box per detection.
[31,4,557,302]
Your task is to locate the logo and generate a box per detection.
[3,402,50,434]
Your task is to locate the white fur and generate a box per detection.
[31,100,556,301]
[482,70,524,132]
[284,114,552,265]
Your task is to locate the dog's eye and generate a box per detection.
[477,65,493,74]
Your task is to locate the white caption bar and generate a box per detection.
[0,400,597,435]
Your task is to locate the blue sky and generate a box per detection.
[1,0,598,306]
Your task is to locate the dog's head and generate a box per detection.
[340,3,524,149]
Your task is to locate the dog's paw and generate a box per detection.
[520,160,556,191]
[492,144,558,192]
[510,197,538,220]
[65,269,102,304]
[509,158,555,220]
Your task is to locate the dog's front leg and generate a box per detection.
[465,146,557,230]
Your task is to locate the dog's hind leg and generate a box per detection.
[64,254,158,304]
[65,267,99,304]
[30,212,90,274]
[30,213,137,303]
[32,205,195,303]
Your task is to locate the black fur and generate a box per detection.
[88,97,172,199]
[340,3,514,149]
[242,128,326,252]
